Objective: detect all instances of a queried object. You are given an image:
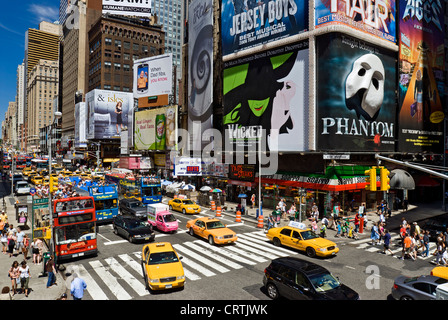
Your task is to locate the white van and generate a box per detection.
[436,282,448,300]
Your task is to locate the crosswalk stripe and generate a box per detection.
[173,251,216,277]
[118,254,145,276]
[89,260,132,300]
[182,266,202,281]
[105,257,148,297]
[71,264,109,300]
[192,240,258,265]
[236,236,289,256]
[235,240,283,259]
[238,233,297,255]
[182,242,243,269]
[173,244,230,273]
[225,245,267,263]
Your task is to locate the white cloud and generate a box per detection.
[28,4,59,23]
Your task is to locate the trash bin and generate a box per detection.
[256,208,263,218]
[42,252,51,276]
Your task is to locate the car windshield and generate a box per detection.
[206,220,225,229]
[129,202,144,208]
[300,230,319,240]
[148,251,179,265]
[308,272,341,292]
[182,200,194,205]
[163,214,176,222]
[127,220,149,229]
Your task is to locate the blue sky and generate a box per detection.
[0,1,59,137]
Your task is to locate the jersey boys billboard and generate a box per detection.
[397,0,445,152]
[221,0,308,56]
[316,33,397,151]
[315,0,396,43]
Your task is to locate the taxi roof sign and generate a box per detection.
[288,221,307,230]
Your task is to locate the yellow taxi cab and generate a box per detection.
[141,242,185,291]
[431,266,448,280]
[43,176,50,186]
[61,170,72,177]
[22,167,32,176]
[168,198,201,214]
[186,217,237,245]
[266,221,339,258]
[31,175,44,186]
[80,172,91,180]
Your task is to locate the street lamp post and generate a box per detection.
[48,111,62,257]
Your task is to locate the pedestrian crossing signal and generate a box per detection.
[365,168,377,191]
[380,167,390,191]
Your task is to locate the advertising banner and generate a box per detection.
[133,53,173,99]
[102,0,152,17]
[223,41,309,151]
[397,0,445,153]
[134,106,177,151]
[188,0,213,151]
[74,102,87,148]
[221,0,308,56]
[314,0,396,43]
[174,157,202,176]
[85,90,134,140]
[316,33,396,151]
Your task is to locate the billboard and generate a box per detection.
[221,0,308,56]
[397,0,445,153]
[102,0,151,17]
[134,106,177,151]
[174,157,202,176]
[74,102,87,148]
[85,90,134,140]
[223,41,309,151]
[133,53,173,99]
[316,33,397,151]
[315,0,396,43]
[188,0,214,151]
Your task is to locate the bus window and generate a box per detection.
[54,222,96,245]
[95,199,117,210]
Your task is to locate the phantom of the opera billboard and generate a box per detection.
[316,33,397,152]
[223,41,309,152]
[397,0,445,153]
[221,0,308,56]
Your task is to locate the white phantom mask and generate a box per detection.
[345,54,385,120]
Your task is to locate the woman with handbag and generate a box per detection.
[8,261,19,295]
[7,232,16,258]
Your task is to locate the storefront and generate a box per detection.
[258,165,382,217]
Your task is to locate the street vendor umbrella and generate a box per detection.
[200,186,212,192]
[182,184,196,191]
[210,188,222,193]
[161,180,173,186]
[238,194,248,198]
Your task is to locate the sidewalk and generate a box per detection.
[0,182,66,301]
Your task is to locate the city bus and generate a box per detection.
[75,182,119,224]
[53,196,98,261]
[105,172,162,205]
[31,158,49,171]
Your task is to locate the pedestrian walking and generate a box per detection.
[422,230,430,257]
[382,229,394,255]
[8,261,19,295]
[354,212,360,233]
[435,239,446,266]
[31,238,41,264]
[370,222,380,245]
[18,261,31,297]
[1,229,7,254]
[23,235,30,260]
[15,227,25,256]
[400,233,414,261]
[7,231,16,257]
[46,255,57,288]
[70,273,87,300]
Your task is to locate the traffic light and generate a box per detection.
[365,167,377,191]
[49,179,54,193]
[380,167,390,191]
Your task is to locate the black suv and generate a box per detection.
[119,198,147,220]
[263,257,359,300]
[113,215,155,243]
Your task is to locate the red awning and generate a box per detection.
[415,176,440,187]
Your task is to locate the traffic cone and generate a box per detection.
[211,200,216,211]
[257,215,264,228]
[216,206,222,217]
[235,210,241,223]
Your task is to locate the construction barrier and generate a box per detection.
[257,215,264,228]
[174,194,178,199]
[235,210,241,223]
[211,201,216,211]
[216,206,222,217]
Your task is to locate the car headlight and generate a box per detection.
[149,278,159,283]
[216,236,223,239]
[133,234,141,238]
[317,248,327,252]
[177,275,185,280]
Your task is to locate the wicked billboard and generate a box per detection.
[316,33,397,152]
[397,0,445,153]
[223,41,309,152]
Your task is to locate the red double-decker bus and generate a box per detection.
[53,196,98,261]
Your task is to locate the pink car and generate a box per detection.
[148,211,178,233]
